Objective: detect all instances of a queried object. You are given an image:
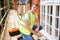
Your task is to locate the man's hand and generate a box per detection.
[35,28,39,33]
[36,32,41,37]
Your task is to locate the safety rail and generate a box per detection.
[0,6,10,40]
[0,6,9,25]
[0,6,9,11]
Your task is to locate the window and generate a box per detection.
[47,15,49,24]
[59,32,60,40]
[41,22,45,30]
[47,25,52,35]
[43,14,45,22]
[42,6,43,13]
[47,6,49,14]
[59,20,60,30]
[50,6,53,15]
[55,29,58,37]
[43,23,45,30]
[44,6,45,13]
[56,6,59,17]
[44,14,45,21]
[55,18,59,29]
[50,16,52,25]
[47,25,50,33]
[42,6,45,13]
[50,27,52,35]
[47,6,53,15]
[41,22,43,26]
[41,14,43,20]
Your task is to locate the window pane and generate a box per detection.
[50,6,53,15]
[55,18,59,28]
[41,14,43,20]
[41,22,43,25]
[59,19,60,30]
[50,27,52,35]
[47,25,50,33]
[42,6,43,13]
[43,23,45,30]
[55,30,58,37]
[43,14,45,21]
[56,6,59,16]
[59,32,60,40]
[50,16,52,25]
[44,14,45,21]
[44,6,45,13]
[47,15,49,24]
[41,22,45,30]
[47,6,49,14]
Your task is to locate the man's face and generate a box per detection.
[32,6,37,12]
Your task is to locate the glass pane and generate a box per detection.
[47,25,50,33]
[58,20,60,30]
[41,14,43,20]
[44,14,45,21]
[41,22,43,25]
[44,6,45,13]
[42,6,43,13]
[41,22,45,30]
[50,6,53,15]
[47,6,49,14]
[59,19,60,30]
[50,27,52,35]
[55,30,58,37]
[59,32,60,40]
[43,23,45,30]
[50,16,52,25]
[47,15,49,24]
[56,6,59,16]
[55,18,59,28]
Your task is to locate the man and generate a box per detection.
[19,5,43,40]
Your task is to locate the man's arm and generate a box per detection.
[25,20,41,37]
[34,19,40,32]
[25,20,36,34]
[34,13,40,32]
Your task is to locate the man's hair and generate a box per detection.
[31,4,38,9]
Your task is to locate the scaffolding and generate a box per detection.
[0,0,10,40]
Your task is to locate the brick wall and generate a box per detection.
[32,0,40,23]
